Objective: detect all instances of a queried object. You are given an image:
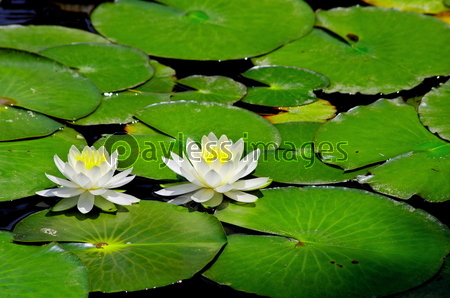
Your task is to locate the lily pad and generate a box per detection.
[0,231,89,297]
[0,105,62,141]
[125,122,163,136]
[13,200,227,293]
[171,76,246,104]
[361,0,448,14]
[133,60,176,93]
[358,146,450,202]
[39,43,154,93]
[0,48,101,120]
[0,25,109,52]
[205,187,450,298]
[264,99,336,124]
[135,101,282,147]
[0,127,87,201]
[253,7,450,94]
[253,122,363,184]
[419,79,450,141]
[241,66,329,107]
[91,0,315,60]
[75,91,170,125]
[95,134,180,180]
[314,99,444,170]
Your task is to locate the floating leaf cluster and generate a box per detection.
[0,0,449,297]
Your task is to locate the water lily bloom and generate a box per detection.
[36,145,139,213]
[155,133,271,207]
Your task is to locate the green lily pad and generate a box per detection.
[0,48,101,120]
[314,99,444,170]
[0,231,89,297]
[361,0,448,14]
[133,60,176,93]
[91,0,315,60]
[358,145,450,202]
[0,105,62,141]
[276,122,323,150]
[253,7,450,94]
[135,101,282,147]
[419,79,450,141]
[39,43,154,93]
[0,25,109,52]
[253,122,363,184]
[75,91,170,125]
[264,99,336,124]
[95,134,180,180]
[13,200,227,293]
[393,258,450,297]
[241,66,329,107]
[171,76,246,104]
[125,122,163,136]
[205,187,450,298]
[0,127,87,201]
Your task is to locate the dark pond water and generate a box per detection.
[1,0,449,297]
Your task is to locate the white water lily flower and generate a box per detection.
[36,145,139,214]
[155,133,272,207]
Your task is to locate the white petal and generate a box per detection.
[206,132,218,142]
[105,174,135,189]
[232,177,271,191]
[52,197,79,212]
[162,157,183,176]
[36,188,58,197]
[203,191,223,207]
[86,165,102,184]
[44,174,78,188]
[191,188,215,203]
[102,168,134,188]
[52,187,85,198]
[214,183,234,193]
[77,192,95,213]
[186,139,201,161]
[203,169,223,188]
[168,195,194,205]
[95,168,115,188]
[101,190,139,205]
[225,190,258,202]
[89,188,108,195]
[53,155,67,175]
[180,167,206,187]
[72,172,92,189]
[155,183,201,196]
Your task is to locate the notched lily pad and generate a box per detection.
[13,200,227,293]
[253,7,450,94]
[133,59,176,93]
[135,101,282,148]
[241,66,329,107]
[0,25,109,52]
[0,127,87,201]
[39,42,154,93]
[171,75,246,104]
[75,91,170,125]
[0,48,101,120]
[206,187,450,298]
[0,231,89,297]
[91,0,315,60]
[419,79,450,141]
[361,0,449,14]
[0,105,62,141]
[315,98,444,170]
[264,99,336,124]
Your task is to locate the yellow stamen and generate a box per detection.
[75,149,107,169]
[202,144,231,164]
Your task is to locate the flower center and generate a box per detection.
[75,150,107,169]
[202,144,231,164]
